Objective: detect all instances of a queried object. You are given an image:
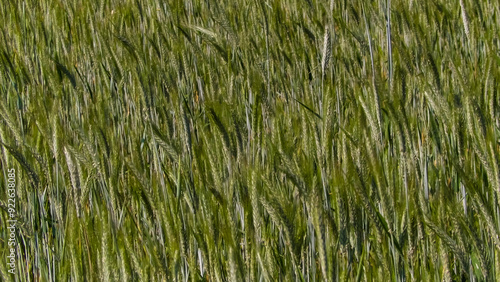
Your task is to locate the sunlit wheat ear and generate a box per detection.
[321,27,331,76]
[440,241,452,282]
[64,147,81,218]
[0,99,23,144]
[460,0,470,41]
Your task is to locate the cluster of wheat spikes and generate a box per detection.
[0,0,499,281]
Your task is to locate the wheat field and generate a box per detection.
[0,0,499,281]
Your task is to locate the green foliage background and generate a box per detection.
[0,0,499,280]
